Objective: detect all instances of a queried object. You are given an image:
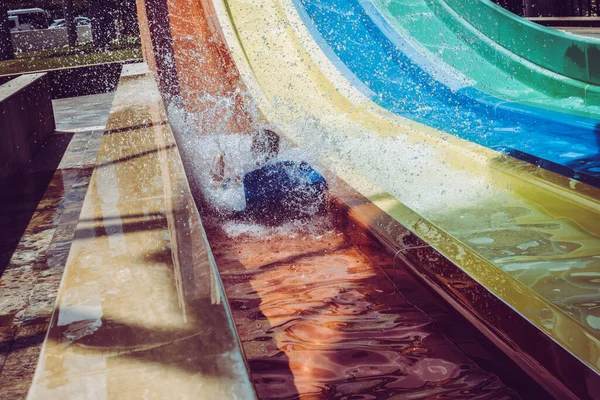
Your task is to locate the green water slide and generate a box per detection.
[374,0,600,117]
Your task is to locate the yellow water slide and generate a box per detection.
[201,0,600,372]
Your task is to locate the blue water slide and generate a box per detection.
[293,0,600,186]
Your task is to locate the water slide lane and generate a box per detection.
[435,0,600,86]
[373,0,600,115]
[207,217,525,398]
[292,0,600,186]
[209,0,600,373]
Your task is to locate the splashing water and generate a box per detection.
[165,60,600,335]
[168,100,335,238]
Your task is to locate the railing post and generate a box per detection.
[0,2,14,61]
[63,0,79,47]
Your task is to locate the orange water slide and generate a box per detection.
[137,0,255,133]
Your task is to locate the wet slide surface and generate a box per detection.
[206,0,600,369]
[373,0,600,112]
[130,0,599,393]
[294,0,600,184]
[206,218,526,398]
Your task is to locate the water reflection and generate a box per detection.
[206,217,523,398]
[432,202,600,336]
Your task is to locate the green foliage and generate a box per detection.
[0,46,142,75]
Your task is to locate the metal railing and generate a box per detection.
[493,0,600,17]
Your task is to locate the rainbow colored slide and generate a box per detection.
[134,0,600,397]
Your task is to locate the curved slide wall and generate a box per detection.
[439,0,600,86]
[378,0,600,109]
[294,0,600,186]
[136,0,600,396]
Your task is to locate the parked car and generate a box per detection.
[8,16,19,32]
[48,17,91,29]
[8,8,51,32]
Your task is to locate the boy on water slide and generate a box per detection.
[210,129,328,224]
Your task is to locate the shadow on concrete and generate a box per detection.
[104,120,169,136]
[0,132,74,276]
[78,212,167,223]
[73,216,168,240]
[94,144,175,169]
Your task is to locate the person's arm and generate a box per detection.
[210,153,225,186]
[210,152,242,188]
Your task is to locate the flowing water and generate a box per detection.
[202,199,551,398]
[165,115,548,397]
[153,0,600,394]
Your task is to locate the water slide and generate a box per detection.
[137,0,600,397]
[298,0,600,185]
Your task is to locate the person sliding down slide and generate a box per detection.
[210,129,328,224]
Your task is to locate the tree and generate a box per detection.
[118,0,139,36]
[89,0,117,49]
[0,2,14,61]
[63,0,77,47]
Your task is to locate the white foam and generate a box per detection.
[166,80,509,240]
[280,116,496,215]
[221,214,335,239]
